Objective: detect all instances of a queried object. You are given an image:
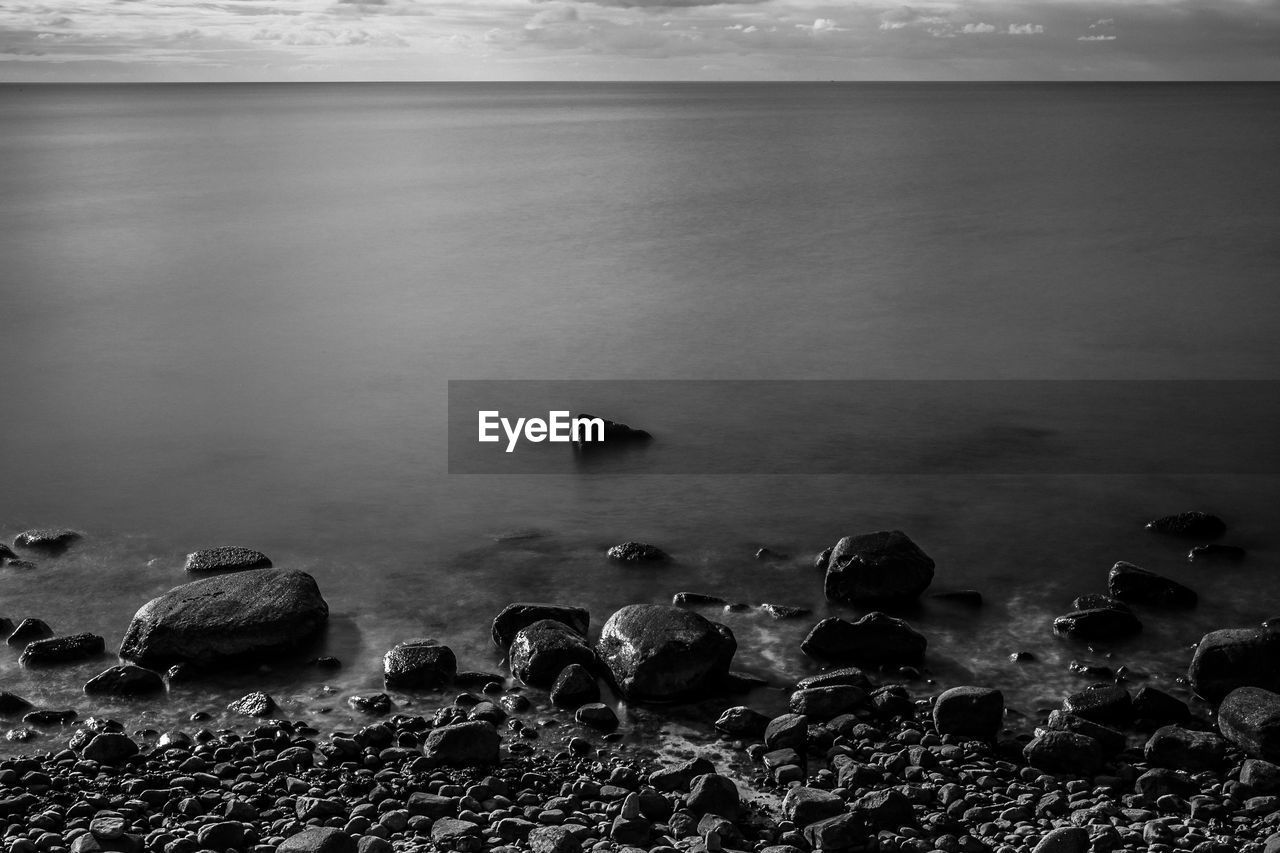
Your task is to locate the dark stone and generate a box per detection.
[574,702,618,731]
[714,706,770,737]
[81,733,138,765]
[760,603,811,619]
[789,686,866,720]
[933,686,1004,738]
[1108,561,1197,607]
[672,592,727,607]
[574,414,651,446]
[12,528,80,553]
[782,786,844,827]
[687,773,739,817]
[183,546,272,574]
[529,825,582,853]
[800,612,926,664]
[550,663,599,708]
[649,755,715,792]
[423,720,499,766]
[278,827,357,853]
[1135,767,1196,799]
[802,813,862,851]
[491,603,589,649]
[119,570,329,670]
[1188,544,1247,563]
[1010,651,1036,662]
[850,788,913,828]
[764,713,808,751]
[815,547,833,571]
[870,684,916,719]
[605,542,668,562]
[197,823,246,851]
[383,639,457,689]
[511,620,597,689]
[24,709,76,726]
[1241,758,1280,793]
[596,604,735,702]
[1063,683,1132,726]
[467,700,506,725]
[795,667,872,691]
[83,665,165,696]
[1068,660,1115,679]
[1023,730,1104,775]
[1053,607,1141,642]
[1218,686,1280,762]
[1131,686,1191,726]
[7,618,53,647]
[430,819,481,848]
[823,530,934,603]
[1071,594,1130,612]
[19,633,105,666]
[407,792,457,818]
[227,691,275,717]
[0,693,33,714]
[1188,628,1280,701]
[1144,725,1228,771]
[1146,511,1226,539]
[348,693,392,714]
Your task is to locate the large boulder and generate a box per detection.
[933,686,1004,738]
[184,546,272,574]
[596,604,735,702]
[13,528,80,553]
[383,639,457,689]
[491,603,589,650]
[822,530,934,603]
[119,570,329,670]
[19,633,105,666]
[424,720,500,766]
[1218,687,1280,762]
[800,613,926,664]
[510,621,598,688]
[1107,562,1197,608]
[1188,628,1280,701]
[1053,607,1141,642]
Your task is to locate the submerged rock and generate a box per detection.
[348,693,392,715]
[822,530,935,603]
[228,691,276,717]
[605,542,669,563]
[183,546,272,574]
[1108,561,1197,607]
[491,603,589,650]
[800,612,927,664]
[1063,683,1132,726]
[1188,544,1247,563]
[673,592,727,607]
[596,604,735,702]
[759,603,811,619]
[19,633,105,666]
[511,620,597,688]
[1188,628,1280,701]
[6,618,53,647]
[1146,511,1226,538]
[383,639,457,689]
[120,569,329,670]
[1053,607,1141,642]
[83,664,165,696]
[12,528,80,553]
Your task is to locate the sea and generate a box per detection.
[1,82,1278,752]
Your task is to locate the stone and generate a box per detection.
[789,685,865,719]
[1072,594,1130,612]
[1144,725,1227,771]
[575,415,651,446]
[0,692,32,714]
[348,693,392,714]
[802,813,862,851]
[383,639,457,689]
[1241,758,1280,793]
[782,787,844,827]
[430,819,481,848]
[760,604,811,619]
[606,542,668,562]
[423,720,499,765]
[1063,683,1132,726]
[673,592,727,607]
[81,733,138,764]
[822,530,934,603]
[511,621,597,688]
[1189,544,1247,562]
[1132,686,1191,726]
[1218,686,1280,762]
[800,612,926,664]
[1146,511,1226,538]
[197,822,245,850]
[795,667,872,690]
[491,603,589,649]
[1023,730,1104,776]
[19,633,104,666]
[227,691,276,717]
[6,619,53,649]
[119,570,329,669]
[714,706,770,737]
[1108,561,1197,607]
[650,756,715,792]
[183,546,272,574]
[933,686,1004,738]
[278,827,357,853]
[764,713,808,750]
[596,604,735,702]
[529,826,582,853]
[687,773,739,817]
[850,789,913,828]
[83,665,165,696]
[1031,827,1089,853]
[1188,628,1280,700]
[550,663,599,708]
[12,528,80,552]
[1045,711,1127,755]
[574,702,618,731]
[1053,608,1141,641]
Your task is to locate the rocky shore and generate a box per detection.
[1,514,1278,853]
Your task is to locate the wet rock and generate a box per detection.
[529,825,582,853]
[83,665,165,696]
[800,612,926,664]
[1068,660,1114,679]
[7,618,53,647]
[119,569,329,670]
[1131,686,1191,726]
[1108,561,1197,607]
[80,732,138,764]
[1135,767,1196,799]
[802,813,861,851]
[550,663,599,708]
[1072,593,1130,612]
[822,530,934,603]
[850,789,913,828]
[650,755,715,792]
[183,545,272,574]
[1144,725,1228,771]
[789,685,866,720]
[1063,683,1132,726]
[606,542,669,563]
[24,709,76,725]
[764,713,808,751]
[714,706,769,738]
[575,702,618,731]
[0,545,13,561]
[597,604,735,702]
[423,720,499,765]
[1010,651,1036,662]
[1189,544,1247,562]
[348,693,392,714]
[687,773,739,817]
[511,620,597,688]
[933,686,1004,738]
[431,818,481,849]
[1218,686,1280,762]
[1146,511,1226,538]
[313,655,342,669]
[227,691,276,717]
[1053,607,1141,642]
[0,692,33,714]
[1031,827,1089,853]
[383,639,457,689]
[759,603,811,619]
[783,786,844,828]
[1241,758,1280,793]
[12,528,80,553]
[491,603,589,649]
[19,633,105,666]
[795,667,872,690]
[278,827,357,853]
[1188,628,1280,700]
[673,592,727,607]
[1024,730,1105,775]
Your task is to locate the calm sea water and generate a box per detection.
[1,83,1279,748]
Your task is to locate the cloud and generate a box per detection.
[1078,34,1117,41]
[1007,23,1044,35]
[959,23,996,34]
[878,6,947,31]
[797,18,843,34]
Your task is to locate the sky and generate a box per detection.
[1,0,1278,81]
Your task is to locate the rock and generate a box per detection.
[1024,730,1104,775]
[714,706,770,738]
[511,620,597,688]
[596,604,735,702]
[423,720,499,765]
[12,528,80,552]
[1144,725,1228,771]
[1031,827,1089,853]
[802,813,861,851]
[782,786,844,827]
[1068,660,1114,679]
[183,546,272,573]
[83,665,165,696]
[1188,628,1280,700]
[933,686,1004,738]
[529,826,582,853]
[673,592,727,607]
[1131,686,1191,726]
[81,733,138,764]
[822,530,934,603]
[1063,683,1132,726]
[278,827,357,853]
[1241,758,1280,793]
[575,414,651,446]
[1072,594,1130,612]
[795,667,872,690]
[491,603,589,649]
[800,613,926,664]
[550,663,599,708]
[1053,607,1142,642]
[764,713,808,751]
[19,633,105,666]
[0,692,33,714]
[119,569,329,669]
[6,618,53,647]
[759,603,811,619]
[575,702,619,731]
[850,789,913,828]
[197,823,246,851]
[430,819,481,848]
[383,639,457,689]
[227,691,276,717]
[789,685,865,719]
[348,693,392,714]
[1189,544,1247,562]
[1218,686,1280,762]
[687,773,739,817]
[606,542,669,562]
[24,709,76,725]
[650,755,715,792]
[1108,562,1197,607]
[1135,767,1196,799]
[1146,511,1226,538]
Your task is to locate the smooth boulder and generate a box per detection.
[1218,686,1280,762]
[822,530,934,603]
[1188,628,1280,701]
[1108,561,1197,607]
[84,664,165,696]
[384,639,457,689]
[19,633,104,666]
[491,603,589,650]
[423,720,500,766]
[800,612,926,664]
[596,604,735,702]
[933,686,1004,738]
[119,570,329,670]
[510,620,598,688]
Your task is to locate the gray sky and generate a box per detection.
[2,0,1278,81]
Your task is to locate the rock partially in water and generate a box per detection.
[1188,628,1280,701]
[1146,511,1226,539]
[759,603,810,620]
[800,612,927,664]
[596,604,735,702]
[1108,561,1197,607]
[1218,686,1280,762]
[12,528,81,553]
[24,709,77,726]
[183,546,273,574]
[0,692,33,714]
[1131,686,1191,727]
[822,530,935,604]
[933,686,1004,738]
[1071,593,1130,612]
[574,702,619,731]
[1053,607,1141,642]
[550,663,599,708]
[1188,544,1247,563]
[673,592,727,607]
[795,666,872,691]
[789,685,866,720]
[511,621,598,688]
[80,732,138,765]
[228,691,276,717]
[120,569,329,670]
[19,633,105,666]
[348,693,392,715]
[7,618,53,647]
[491,603,589,650]
[383,639,457,689]
[605,542,669,563]
[83,664,165,696]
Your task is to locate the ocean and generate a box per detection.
[1,82,1278,747]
